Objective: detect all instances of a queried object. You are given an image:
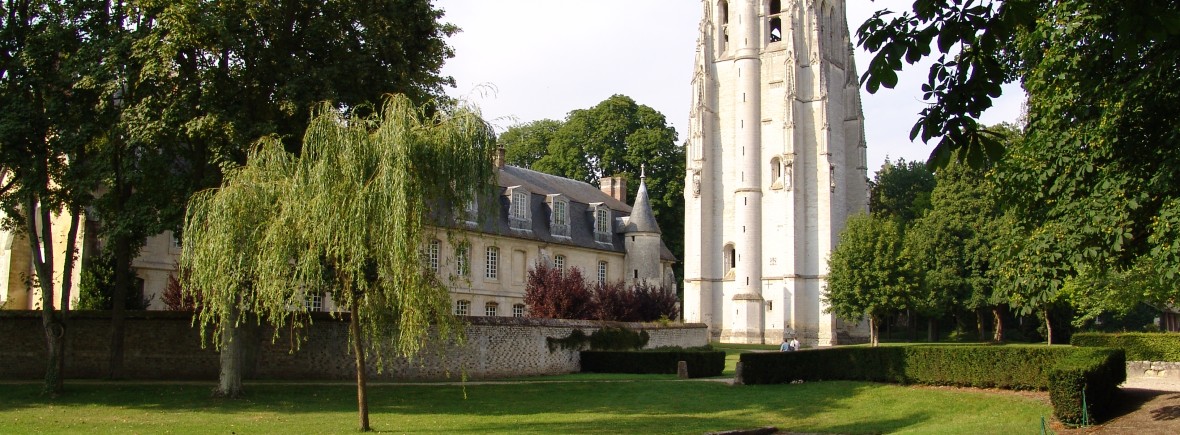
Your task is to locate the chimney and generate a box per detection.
[599,176,627,203]
[494,147,506,169]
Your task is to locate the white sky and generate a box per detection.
[434,0,1023,173]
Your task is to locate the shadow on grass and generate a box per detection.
[0,380,1007,433]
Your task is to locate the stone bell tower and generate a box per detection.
[683,0,870,346]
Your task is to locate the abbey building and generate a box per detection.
[683,0,870,345]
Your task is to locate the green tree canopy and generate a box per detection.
[860,0,1180,330]
[182,95,497,431]
[825,214,917,346]
[869,158,935,224]
[498,119,561,169]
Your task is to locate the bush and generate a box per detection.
[1071,332,1180,361]
[75,249,151,310]
[524,261,593,320]
[1048,348,1126,425]
[739,345,1125,424]
[581,347,725,378]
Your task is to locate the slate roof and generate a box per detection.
[622,178,661,234]
[462,165,675,262]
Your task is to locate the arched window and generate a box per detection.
[770,156,782,188]
[553,254,565,274]
[724,244,736,271]
[718,1,730,53]
[768,0,783,43]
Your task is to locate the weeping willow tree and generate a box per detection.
[181,95,496,431]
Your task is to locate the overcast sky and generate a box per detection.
[434,0,1022,173]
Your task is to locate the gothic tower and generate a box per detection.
[683,0,869,346]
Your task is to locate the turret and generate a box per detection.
[624,166,664,288]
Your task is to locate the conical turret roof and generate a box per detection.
[624,170,661,234]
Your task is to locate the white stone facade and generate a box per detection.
[683,0,870,346]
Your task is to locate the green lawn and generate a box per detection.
[0,378,1051,434]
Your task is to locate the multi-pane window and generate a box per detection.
[598,261,608,285]
[428,239,440,273]
[485,302,498,317]
[553,254,565,273]
[510,191,528,220]
[550,197,570,237]
[456,246,469,276]
[594,205,611,243]
[485,246,499,279]
[455,300,470,316]
[307,294,322,312]
[512,304,525,318]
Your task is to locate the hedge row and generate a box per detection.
[1071,332,1180,361]
[580,348,726,378]
[739,345,1125,426]
[1048,348,1126,424]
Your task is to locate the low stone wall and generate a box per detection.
[1127,361,1180,381]
[0,311,708,381]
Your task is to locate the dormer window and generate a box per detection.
[591,203,612,244]
[546,194,570,237]
[464,198,478,224]
[507,186,531,230]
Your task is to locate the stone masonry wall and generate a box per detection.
[1127,361,1180,382]
[0,311,708,381]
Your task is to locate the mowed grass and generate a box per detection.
[0,378,1051,434]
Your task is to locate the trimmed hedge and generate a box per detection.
[1071,332,1180,361]
[581,347,725,378]
[1048,348,1125,424]
[739,345,1125,426]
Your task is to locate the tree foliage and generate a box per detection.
[523,261,594,321]
[825,214,918,346]
[860,0,1180,330]
[0,0,103,394]
[182,95,497,431]
[869,158,935,224]
[903,153,1005,341]
[499,95,686,269]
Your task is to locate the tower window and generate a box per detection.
[724,244,736,271]
[768,0,782,43]
[770,157,782,187]
[719,1,730,53]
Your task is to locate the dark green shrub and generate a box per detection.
[1071,332,1180,361]
[739,345,1125,424]
[580,348,725,378]
[588,327,649,350]
[1048,348,1126,425]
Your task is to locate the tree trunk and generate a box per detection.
[108,235,131,379]
[350,300,371,431]
[992,306,1004,342]
[908,310,916,341]
[975,309,985,341]
[55,209,81,388]
[1044,308,1053,345]
[927,318,937,342]
[869,316,879,347]
[27,194,63,395]
[215,303,244,398]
